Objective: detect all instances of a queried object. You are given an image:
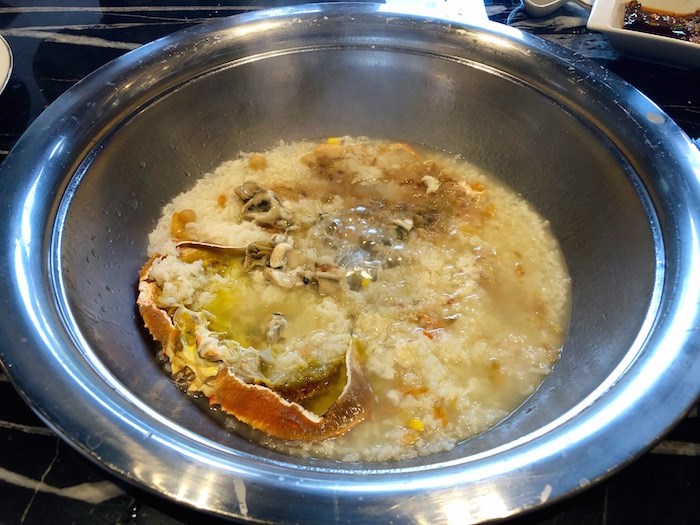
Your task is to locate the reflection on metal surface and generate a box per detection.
[447,490,509,523]
[475,31,517,49]
[384,0,488,20]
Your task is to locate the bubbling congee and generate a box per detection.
[137,137,571,461]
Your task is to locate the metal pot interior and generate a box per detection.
[57,41,656,463]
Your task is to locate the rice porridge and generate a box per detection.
[138,137,571,461]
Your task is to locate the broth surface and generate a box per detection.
[141,137,571,461]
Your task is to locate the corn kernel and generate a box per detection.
[408,417,424,432]
[361,278,371,288]
[326,137,341,144]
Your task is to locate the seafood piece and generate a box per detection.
[234,181,263,202]
[137,256,373,442]
[210,343,373,441]
[176,240,311,289]
[265,313,287,344]
[264,267,300,289]
[154,242,355,394]
[269,243,293,269]
[242,189,294,229]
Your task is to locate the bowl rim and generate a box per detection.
[1,3,699,523]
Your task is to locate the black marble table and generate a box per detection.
[0,1,698,524]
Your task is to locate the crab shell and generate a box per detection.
[137,256,374,442]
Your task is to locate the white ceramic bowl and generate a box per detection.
[587,0,700,68]
[0,35,12,94]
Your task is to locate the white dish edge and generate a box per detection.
[587,0,700,69]
[0,34,12,95]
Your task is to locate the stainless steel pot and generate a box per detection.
[0,4,699,523]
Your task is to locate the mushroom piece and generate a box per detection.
[137,257,373,442]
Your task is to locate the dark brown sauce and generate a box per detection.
[623,1,700,43]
